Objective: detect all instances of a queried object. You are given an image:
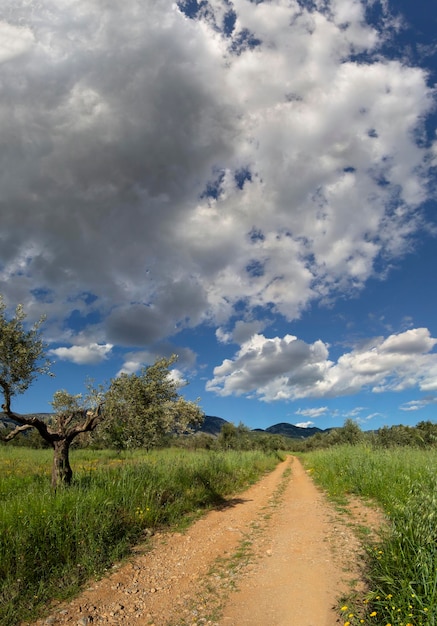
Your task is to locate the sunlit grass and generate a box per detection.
[0,446,279,625]
[304,446,437,626]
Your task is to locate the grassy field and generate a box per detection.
[303,446,437,626]
[0,446,281,626]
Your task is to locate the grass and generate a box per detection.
[0,446,280,626]
[303,445,437,626]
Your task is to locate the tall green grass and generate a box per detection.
[0,446,280,626]
[304,446,437,626]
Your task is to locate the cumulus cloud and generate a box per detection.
[49,343,113,365]
[116,346,197,376]
[295,421,315,429]
[206,328,437,401]
[167,368,188,388]
[216,319,267,344]
[206,333,331,400]
[0,0,434,351]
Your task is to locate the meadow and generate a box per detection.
[0,446,280,625]
[303,446,437,626]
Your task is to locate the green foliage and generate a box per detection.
[291,419,437,453]
[416,420,437,446]
[218,422,250,449]
[368,421,437,449]
[0,296,50,412]
[173,423,290,453]
[304,446,437,625]
[48,386,104,437]
[99,356,204,450]
[0,446,279,624]
[215,422,290,452]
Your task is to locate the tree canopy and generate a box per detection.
[101,356,204,450]
[0,297,51,414]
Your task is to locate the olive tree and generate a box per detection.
[100,356,204,450]
[46,387,105,487]
[0,296,105,487]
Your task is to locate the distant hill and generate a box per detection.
[198,415,229,436]
[262,422,324,439]
[198,417,326,439]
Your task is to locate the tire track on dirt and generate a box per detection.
[30,457,377,626]
[220,456,363,626]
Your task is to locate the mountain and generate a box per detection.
[263,422,324,439]
[198,417,325,439]
[198,415,229,436]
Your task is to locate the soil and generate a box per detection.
[29,456,385,626]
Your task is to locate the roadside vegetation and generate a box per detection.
[303,445,437,626]
[0,446,280,625]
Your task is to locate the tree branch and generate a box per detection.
[1,407,54,444]
[0,423,33,441]
[67,404,105,441]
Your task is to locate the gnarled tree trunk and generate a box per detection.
[51,438,73,488]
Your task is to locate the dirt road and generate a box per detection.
[32,457,380,626]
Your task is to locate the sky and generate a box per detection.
[1,0,437,432]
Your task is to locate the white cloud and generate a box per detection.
[168,368,187,388]
[380,328,436,354]
[216,319,267,344]
[49,343,113,365]
[400,396,437,412]
[116,346,197,377]
[0,0,434,350]
[206,333,331,400]
[207,328,437,401]
[295,407,328,418]
[295,421,315,429]
[400,401,421,412]
[0,22,34,63]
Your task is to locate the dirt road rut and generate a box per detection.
[31,456,378,626]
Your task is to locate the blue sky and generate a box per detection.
[1,0,437,431]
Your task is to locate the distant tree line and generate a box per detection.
[173,421,291,453]
[286,418,437,452]
[172,418,437,452]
